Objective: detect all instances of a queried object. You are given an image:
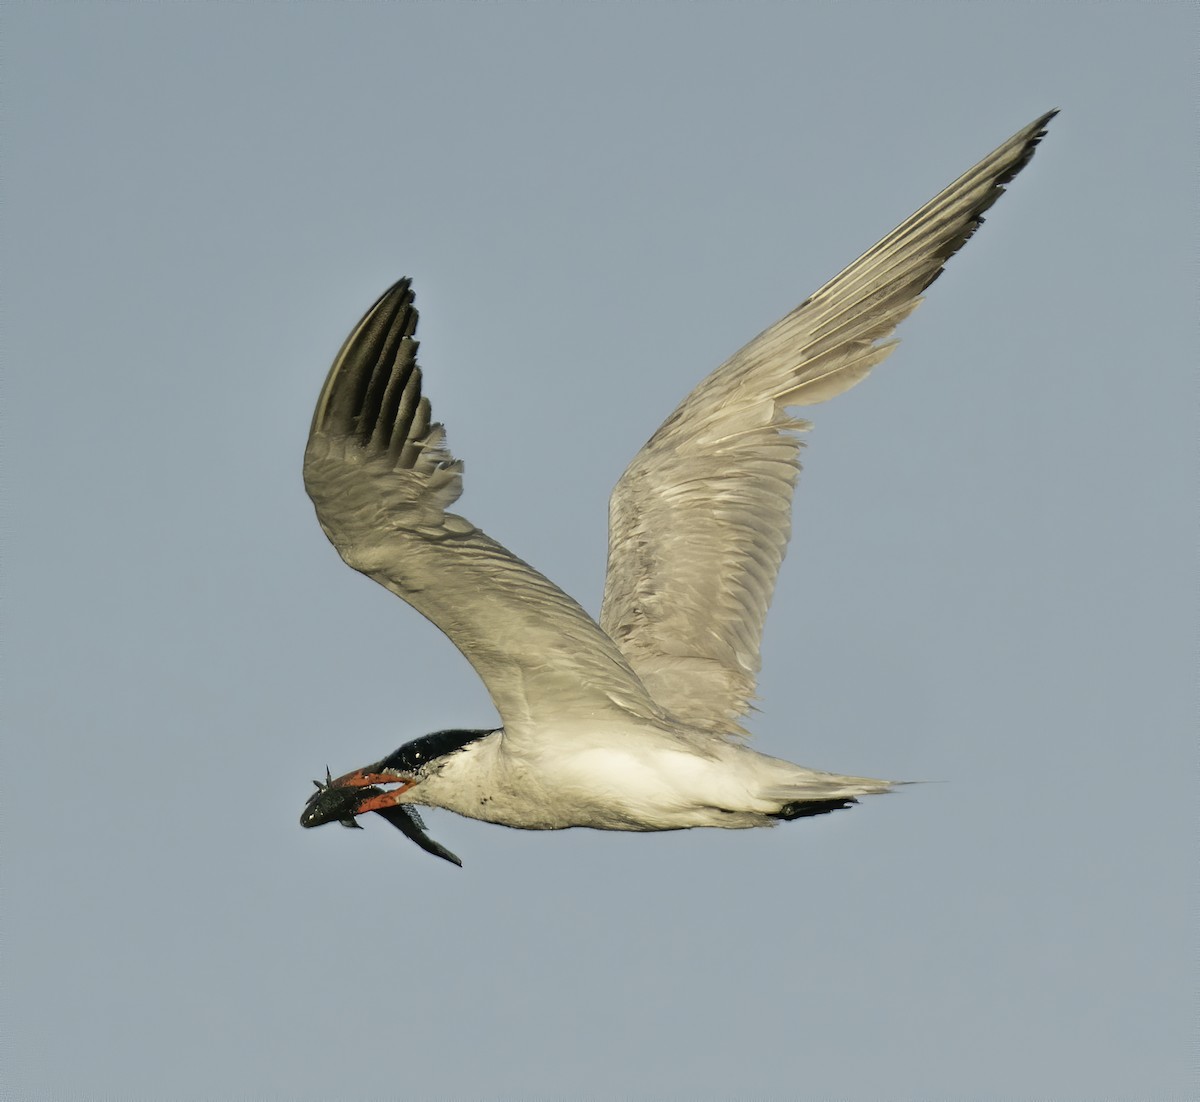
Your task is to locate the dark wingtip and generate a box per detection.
[993,107,1058,189]
[310,278,420,446]
[910,109,1057,298]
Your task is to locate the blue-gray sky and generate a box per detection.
[5,4,1195,1099]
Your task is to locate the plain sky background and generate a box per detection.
[4,3,1195,1100]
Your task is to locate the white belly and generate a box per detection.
[406,724,892,831]
[415,730,777,830]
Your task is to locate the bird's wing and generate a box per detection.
[600,110,1056,734]
[304,280,663,736]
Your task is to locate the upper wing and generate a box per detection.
[304,280,663,736]
[600,110,1056,734]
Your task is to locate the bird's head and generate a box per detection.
[299,730,493,865]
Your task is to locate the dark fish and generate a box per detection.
[372,805,463,868]
[300,769,462,866]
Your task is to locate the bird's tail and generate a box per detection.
[758,767,897,820]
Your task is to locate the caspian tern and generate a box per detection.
[300,111,1055,865]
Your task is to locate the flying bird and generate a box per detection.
[300,111,1055,866]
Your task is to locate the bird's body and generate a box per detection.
[376,726,887,833]
[300,111,1055,864]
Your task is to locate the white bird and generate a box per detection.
[300,111,1055,866]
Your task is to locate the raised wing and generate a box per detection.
[304,280,663,735]
[600,111,1056,734]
